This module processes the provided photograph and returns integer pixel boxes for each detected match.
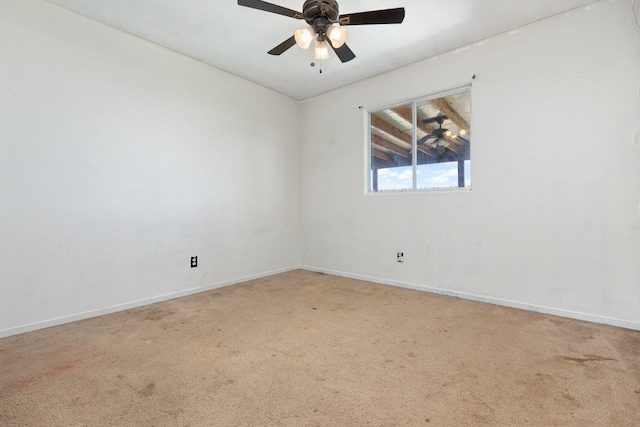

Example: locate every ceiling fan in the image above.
[417,115,460,155]
[237,0,405,63]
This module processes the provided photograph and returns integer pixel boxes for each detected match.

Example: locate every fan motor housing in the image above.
[302,0,339,24]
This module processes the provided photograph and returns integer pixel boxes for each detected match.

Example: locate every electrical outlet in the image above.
[191,256,197,268]
[397,252,404,263]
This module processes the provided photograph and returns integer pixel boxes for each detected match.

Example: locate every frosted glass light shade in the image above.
[326,25,347,48]
[313,39,330,60]
[294,27,315,49]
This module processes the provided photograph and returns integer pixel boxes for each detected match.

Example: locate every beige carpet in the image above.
[1,270,639,426]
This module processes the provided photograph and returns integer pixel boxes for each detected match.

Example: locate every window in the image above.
[368,88,471,193]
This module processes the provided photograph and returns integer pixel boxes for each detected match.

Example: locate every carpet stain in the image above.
[139,383,155,397]
[407,352,417,358]
[559,354,615,364]
[167,409,184,419]
[10,378,36,390]
[562,392,576,401]
[144,308,174,321]
[51,364,75,374]
[10,365,75,389]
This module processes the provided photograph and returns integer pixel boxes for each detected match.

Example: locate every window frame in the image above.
[366,85,473,195]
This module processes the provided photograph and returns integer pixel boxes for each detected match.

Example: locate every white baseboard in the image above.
[301,266,640,332]
[0,266,299,339]
[4,265,638,338]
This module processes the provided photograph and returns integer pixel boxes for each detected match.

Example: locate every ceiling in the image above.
[45,0,598,100]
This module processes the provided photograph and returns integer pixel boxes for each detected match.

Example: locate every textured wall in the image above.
[300,0,640,328]
[0,0,301,336]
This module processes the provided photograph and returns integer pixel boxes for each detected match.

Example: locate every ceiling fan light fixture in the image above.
[295,26,315,49]
[326,24,348,48]
[313,39,330,60]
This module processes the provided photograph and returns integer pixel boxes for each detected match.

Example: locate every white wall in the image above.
[0,0,301,336]
[300,0,640,328]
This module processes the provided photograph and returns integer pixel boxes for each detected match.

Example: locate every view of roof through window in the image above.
[369,89,471,192]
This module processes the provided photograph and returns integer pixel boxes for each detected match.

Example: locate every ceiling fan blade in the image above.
[328,40,356,63]
[417,135,436,145]
[268,35,297,55]
[339,8,405,26]
[238,0,303,20]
